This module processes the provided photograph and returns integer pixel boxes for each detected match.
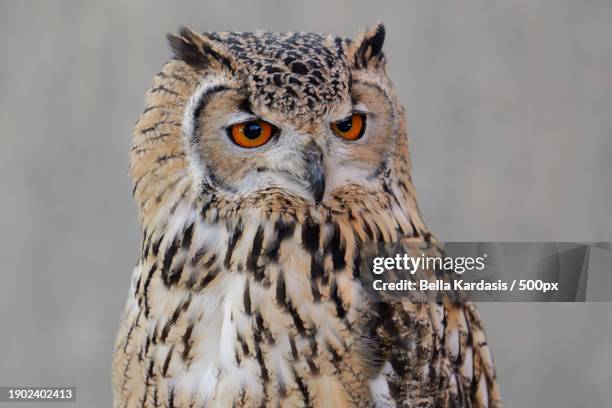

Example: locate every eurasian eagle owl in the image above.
[113,23,501,408]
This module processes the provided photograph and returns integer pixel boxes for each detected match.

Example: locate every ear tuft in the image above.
[350,22,386,69]
[166,26,233,72]
[167,27,207,69]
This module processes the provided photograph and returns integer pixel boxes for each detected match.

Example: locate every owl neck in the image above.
[138,176,432,293]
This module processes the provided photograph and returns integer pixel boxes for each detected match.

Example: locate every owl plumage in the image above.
[112,24,502,407]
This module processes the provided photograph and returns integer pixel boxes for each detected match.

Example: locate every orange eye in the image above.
[228,120,274,148]
[331,113,366,140]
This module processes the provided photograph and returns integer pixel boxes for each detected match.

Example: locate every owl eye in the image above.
[228,120,275,148]
[331,113,366,141]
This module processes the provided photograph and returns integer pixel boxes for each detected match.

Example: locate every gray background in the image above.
[0,1,610,407]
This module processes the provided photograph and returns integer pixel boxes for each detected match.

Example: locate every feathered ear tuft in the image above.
[166,26,234,72]
[349,22,386,69]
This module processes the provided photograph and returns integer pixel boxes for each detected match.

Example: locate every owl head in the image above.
[131,23,415,231]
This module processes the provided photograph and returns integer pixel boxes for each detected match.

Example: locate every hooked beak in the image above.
[303,141,326,204]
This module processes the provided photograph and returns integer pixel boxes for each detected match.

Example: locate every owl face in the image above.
[167,24,403,207]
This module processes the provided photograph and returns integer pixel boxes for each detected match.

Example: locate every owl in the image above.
[112,23,502,408]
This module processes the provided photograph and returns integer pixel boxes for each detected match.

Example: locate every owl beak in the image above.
[303,142,326,204]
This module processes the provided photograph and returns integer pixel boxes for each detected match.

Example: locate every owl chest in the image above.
[144,234,367,407]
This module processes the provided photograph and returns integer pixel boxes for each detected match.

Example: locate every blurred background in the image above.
[0,1,610,406]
